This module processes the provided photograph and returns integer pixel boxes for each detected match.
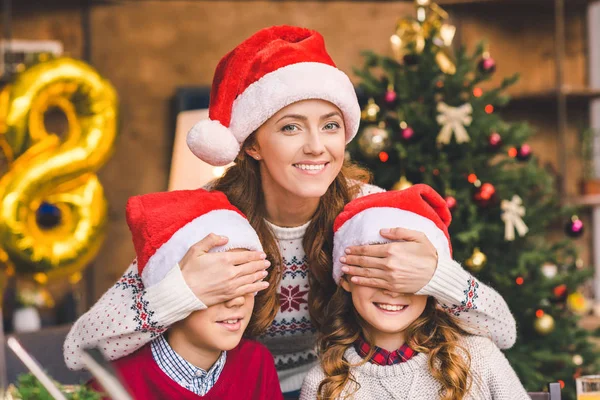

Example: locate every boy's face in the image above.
[170,249,256,353]
[176,292,255,352]
[341,278,427,348]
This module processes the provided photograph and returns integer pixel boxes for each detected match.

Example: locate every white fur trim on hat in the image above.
[141,209,263,287]
[230,62,360,144]
[332,207,451,284]
[187,119,241,166]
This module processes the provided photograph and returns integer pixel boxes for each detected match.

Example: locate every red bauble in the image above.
[473,183,497,207]
[445,196,457,211]
[488,132,502,151]
[517,144,532,161]
[478,57,496,73]
[401,126,415,141]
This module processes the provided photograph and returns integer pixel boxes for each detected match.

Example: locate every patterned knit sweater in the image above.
[63,183,517,393]
[300,336,530,400]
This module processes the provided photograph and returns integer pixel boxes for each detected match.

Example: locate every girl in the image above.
[301,185,529,400]
[64,26,517,399]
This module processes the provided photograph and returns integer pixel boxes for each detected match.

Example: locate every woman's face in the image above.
[246,99,346,200]
[341,279,428,349]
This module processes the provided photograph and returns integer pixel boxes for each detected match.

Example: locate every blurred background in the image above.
[0,0,599,398]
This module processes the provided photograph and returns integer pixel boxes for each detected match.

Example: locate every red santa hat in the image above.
[126,189,263,288]
[332,184,452,284]
[187,25,360,166]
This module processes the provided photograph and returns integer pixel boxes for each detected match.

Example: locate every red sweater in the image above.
[90,339,283,400]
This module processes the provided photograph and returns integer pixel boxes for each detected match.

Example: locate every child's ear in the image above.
[340,277,351,292]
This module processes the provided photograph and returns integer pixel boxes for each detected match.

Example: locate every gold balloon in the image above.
[534,314,555,335]
[358,124,391,158]
[392,176,413,191]
[465,247,487,272]
[361,98,380,122]
[0,57,118,280]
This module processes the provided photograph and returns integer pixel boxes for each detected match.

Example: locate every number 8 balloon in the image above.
[0,57,118,281]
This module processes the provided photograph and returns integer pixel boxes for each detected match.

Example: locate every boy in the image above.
[90,189,282,400]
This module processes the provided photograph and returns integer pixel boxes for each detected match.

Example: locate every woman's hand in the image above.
[179,233,270,307]
[340,227,438,293]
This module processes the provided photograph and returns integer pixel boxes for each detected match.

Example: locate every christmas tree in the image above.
[348,1,600,398]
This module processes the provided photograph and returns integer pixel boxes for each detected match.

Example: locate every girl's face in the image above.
[245,99,346,200]
[341,279,428,350]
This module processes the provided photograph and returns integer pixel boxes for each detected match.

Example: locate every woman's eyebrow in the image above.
[276,114,308,123]
[321,111,343,120]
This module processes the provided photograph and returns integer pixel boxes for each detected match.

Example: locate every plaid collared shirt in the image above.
[150,334,227,396]
[354,336,417,366]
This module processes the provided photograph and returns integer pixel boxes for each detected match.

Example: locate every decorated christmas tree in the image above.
[348,1,600,397]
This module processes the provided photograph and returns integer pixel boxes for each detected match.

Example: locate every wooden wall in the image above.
[4,1,592,303]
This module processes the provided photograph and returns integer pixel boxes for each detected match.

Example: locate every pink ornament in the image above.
[401,127,415,141]
[385,90,397,103]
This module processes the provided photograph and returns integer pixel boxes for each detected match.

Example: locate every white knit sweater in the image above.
[300,336,530,400]
[63,182,517,393]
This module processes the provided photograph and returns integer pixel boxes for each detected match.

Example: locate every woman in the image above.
[64,26,516,399]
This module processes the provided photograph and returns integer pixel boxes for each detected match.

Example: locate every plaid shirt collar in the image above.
[354,335,417,366]
[151,334,227,396]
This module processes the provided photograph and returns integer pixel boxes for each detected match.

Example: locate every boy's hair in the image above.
[316,286,472,400]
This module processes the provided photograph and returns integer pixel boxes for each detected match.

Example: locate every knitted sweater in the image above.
[64,182,517,393]
[89,338,282,400]
[299,336,530,400]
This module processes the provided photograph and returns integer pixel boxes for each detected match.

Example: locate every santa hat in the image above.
[332,184,452,284]
[187,25,360,166]
[126,189,263,288]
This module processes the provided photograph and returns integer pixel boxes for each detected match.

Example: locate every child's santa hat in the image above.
[332,184,452,284]
[126,189,263,288]
[187,25,360,166]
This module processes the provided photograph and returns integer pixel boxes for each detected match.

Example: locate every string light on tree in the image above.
[572,355,584,366]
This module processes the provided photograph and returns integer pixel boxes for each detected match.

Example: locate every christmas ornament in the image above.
[465,248,487,272]
[516,144,532,161]
[35,202,62,230]
[436,102,473,145]
[565,215,584,238]
[473,183,497,207]
[553,284,568,302]
[478,55,496,74]
[358,124,391,158]
[541,262,558,279]
[385,86,397,103]
[401,126,415,141]
[361,98,380,122]
[572,354,584,366]
[501,195,528,241]
[567,292,589,315]
[392,176,413,191]
[488,132,502,151]
[445,195,457,211]
[534,314,555,335]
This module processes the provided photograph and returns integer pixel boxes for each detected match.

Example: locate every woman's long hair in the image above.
[213,133,371,336]
[316,289,473,400]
